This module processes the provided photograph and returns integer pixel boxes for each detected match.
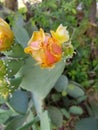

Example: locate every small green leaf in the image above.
[69,106,83,115]
[61,108,70,119]
[48,106,63,127]
[8,90,29,114]
[5,114,29,130]
[40,111,51,130]
[55,75,68,92]
[77,95,87,103]
[67,82,85,98]
[76,118,98,130]
[88,95,98,118]
[3,44,26,58]
[0,109,13,124]
[17,112,39,130]
[51,94,61,102]
[0,96,6,104]
[13,26,29,48]
[4,59,24,77]
[14,14,25,27]
[62,91,67,96]
[9,77,23,89]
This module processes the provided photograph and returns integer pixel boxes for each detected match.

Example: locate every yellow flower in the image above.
[24,28,62,68]
[0,18,14,51]
[0,79,9,98]
[51,24,69,44]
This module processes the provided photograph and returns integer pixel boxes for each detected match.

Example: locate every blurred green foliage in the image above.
[0,0,98,129]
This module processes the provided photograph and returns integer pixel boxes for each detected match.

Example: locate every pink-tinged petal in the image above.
[40,49,56,68]
[48,38,62,55]
[30,41,41,50]
[51,43,62,55]
[45,50,56,65]
[31,50,43,63]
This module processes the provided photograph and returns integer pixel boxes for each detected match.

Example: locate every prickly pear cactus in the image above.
[0,16,75,130]
[0,43,25,98]
[0,17,74,121]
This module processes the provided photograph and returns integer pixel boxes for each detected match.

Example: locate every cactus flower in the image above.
[51,24,69,44]
[0,18,14,51]
[24,28,62,68]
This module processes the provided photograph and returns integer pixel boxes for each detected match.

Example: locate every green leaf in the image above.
[69,106,83,115]
[3,44,26,58]
[0,109,13,124]
[5,114,29,130]
[88,93,98,118]
[77,95,87,103]
[4,59,24,77]
[48,106,63,127]
[73,19,89,41]
[17,111,39,130]
[13,26,29,48]
[0,96,6,104]
[40,111,51,130]
[61,108,70,119]
[18,118,38,130]
[67,81,85,98]
[51,94,61,102]
[85,104,94,117]
[8,90,29,114]
[18,121,33,130]
[9,77,23,89]
[14,14,25,27]
[76,118,98,130]
[21,57,65,98]
[54,75,68,92]
[24,20,38,36]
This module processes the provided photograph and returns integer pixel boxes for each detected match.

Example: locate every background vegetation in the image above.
[0,0,98,130]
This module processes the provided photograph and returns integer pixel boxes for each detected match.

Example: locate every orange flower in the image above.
[0,18,14,51]
[51,24,69,44]
[24,28,62,68]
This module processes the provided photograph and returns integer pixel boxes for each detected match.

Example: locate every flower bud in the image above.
[0,18,14,51]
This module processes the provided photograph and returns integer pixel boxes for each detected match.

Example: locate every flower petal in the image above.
[24,26,65,68]
[51,24,69,44]
[0,18,14,51]
[30,41,41,50]
[28,28,45,45]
